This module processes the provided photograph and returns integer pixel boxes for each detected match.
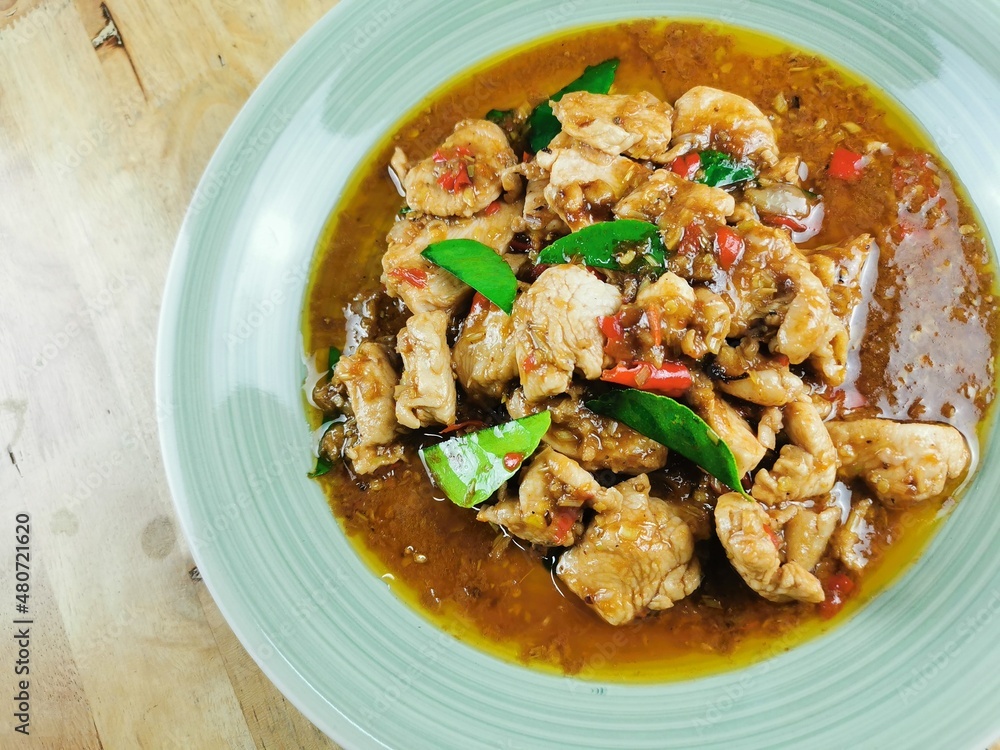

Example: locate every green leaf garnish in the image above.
[536,219,667,273]
[328,346,341,374]
[485,108,514,125]
[421,239,518,314]
[309,421,338,478]
[419,412,552,508]
[695,150,757,188]
[526,58,620,153]
[586,390,747,494]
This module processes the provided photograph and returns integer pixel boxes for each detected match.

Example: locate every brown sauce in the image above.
[303,20,999,680]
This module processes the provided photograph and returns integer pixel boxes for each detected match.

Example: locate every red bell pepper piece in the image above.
[599,314,623,344]
[829,147,864,181]
[714,226,745,271]
[484,200,502,216]
[388,267,428,288]
[599,361,692,397]
[819,573,856,619]
[670,152,701,179]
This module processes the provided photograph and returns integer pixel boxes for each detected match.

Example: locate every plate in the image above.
[157,0,1000,747]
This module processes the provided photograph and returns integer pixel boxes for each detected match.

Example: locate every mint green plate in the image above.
[157,1,1000,747]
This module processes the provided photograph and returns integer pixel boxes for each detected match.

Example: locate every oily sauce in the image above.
[303,21,999,680]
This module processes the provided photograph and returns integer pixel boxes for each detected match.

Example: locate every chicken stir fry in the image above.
[313,75,983,629]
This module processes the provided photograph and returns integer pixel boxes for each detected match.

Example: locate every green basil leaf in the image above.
[526,58,620,153]
[421,239,518,315]
[485,108,514,125]
[328,346,341,374]
[419,412,552,508]
[536,219,666,272]
[586,390,748,494]
[309,421,338,478]
[695,150,757,188]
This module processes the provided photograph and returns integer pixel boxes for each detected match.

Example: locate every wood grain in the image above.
[0,0,339,747]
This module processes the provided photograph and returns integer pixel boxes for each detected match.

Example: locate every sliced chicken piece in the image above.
[476,448,599,547]
[614,169,735,231]
[556,475,701,625]
[670,86,779,167]
[687,373,766,478]
[717,365,807,406]
[382,201,523,313]
[757,406,783,451]
[714,492,825,603]
[396,119,517,217]
[535,132,651,230]
[723,221,848,385]
[753,400,838,504]
[333,343,405,474]
[808,234,876,327]
[523,177,569,234]
[511,265,622,401]
[394,311,457,429]
[634,271,731,359]
[452,297,518,406]
[552,91,675,163]
[758,154,807,187]
[507,387,668,475]
[826,420,971,507]
[784,505,841,572]
[832,498,877,573]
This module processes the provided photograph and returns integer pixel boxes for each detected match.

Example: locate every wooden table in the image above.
[0,0,342,746]
[1,1,998,748]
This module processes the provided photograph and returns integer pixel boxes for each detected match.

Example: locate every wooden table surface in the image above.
[1,1,998,748]
[0,0,343,747]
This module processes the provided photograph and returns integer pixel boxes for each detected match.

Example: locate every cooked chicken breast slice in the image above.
[634,271,732,359]
[333,343,405,475]
[382,201,523,313]
[535,133,651,231]
[725,221,848,385]
[552,91,675,162]
[512,265,622,401]
[826,420,971,507]
[687,374,767,478]
[717,365,807,406]
[507,387,668,475]
[752,400,838,504]
[832,498,877,573]
[784,505,840,572]
[614,169,735,230]
[476,448,601,547]
[714,493,825,603]
[557,475,701,625]
[396,119,517,218]
[670,86,779,167]
[452,298,518,406]
[394,311,457,429]
[808,234,876,326]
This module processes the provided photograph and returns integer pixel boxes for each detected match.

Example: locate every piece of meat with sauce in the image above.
[714,492,825,603]
[394,119,517,217]
[670,86,779,167]
[535,132,651,230]
[333,343,405,475]
[784,505,841,572]
[807,234,876,329]
[556,474,701,625]
[752,400,838,504]
[476,448,598,547]
[551,91,675,163]
[826,419,971,507]
[722,221,848,385]
[394,311,457,429]
[832,497,878,573]
[452,296,518,406]
[634,271,732,359]
[511,265,622,401]
[614,169,735,232]
[717,364,807,406]
[382,201,523,313]
[686,373,766,478]
[507,386,668,475]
